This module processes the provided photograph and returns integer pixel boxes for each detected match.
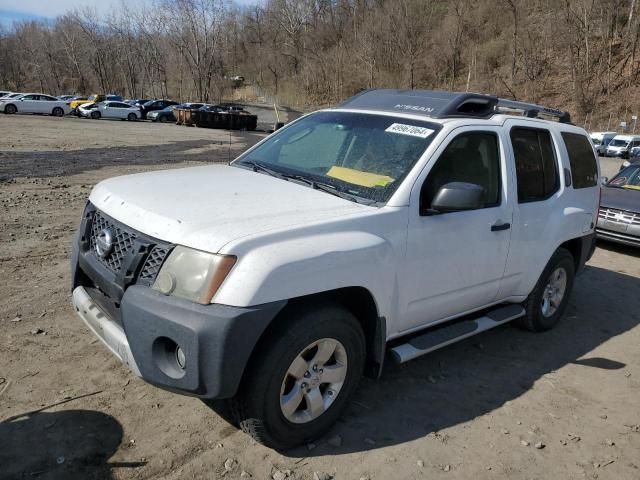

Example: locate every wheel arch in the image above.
[240,286,385,396]
[558,232,595,274]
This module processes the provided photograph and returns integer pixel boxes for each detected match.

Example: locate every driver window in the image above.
[421,132,501,212]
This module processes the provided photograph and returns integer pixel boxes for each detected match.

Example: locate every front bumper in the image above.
[596,228,640,247]
[71,205,287,399]
[72,284,286,398]
[605,150,627,158]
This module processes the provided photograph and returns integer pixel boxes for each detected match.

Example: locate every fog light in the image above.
[176,346,186,370]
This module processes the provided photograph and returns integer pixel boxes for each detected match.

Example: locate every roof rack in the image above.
[338,89,571,123]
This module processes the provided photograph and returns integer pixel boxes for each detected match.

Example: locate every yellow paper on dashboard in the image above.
[326,166,394,188]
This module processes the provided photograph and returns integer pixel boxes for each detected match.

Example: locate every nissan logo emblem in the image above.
[95,228,114,258]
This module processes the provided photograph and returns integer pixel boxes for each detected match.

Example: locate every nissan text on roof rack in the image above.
[71,89,600,449]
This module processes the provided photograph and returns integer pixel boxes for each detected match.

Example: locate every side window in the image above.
[421,132,501,212]
[561,132,598,188]
[22,95,35,100]
[510,127,559,202]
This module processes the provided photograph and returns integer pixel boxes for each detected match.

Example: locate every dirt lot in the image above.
[1,115,639,480]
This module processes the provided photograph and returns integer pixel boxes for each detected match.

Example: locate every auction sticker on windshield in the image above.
[385,123,434,139]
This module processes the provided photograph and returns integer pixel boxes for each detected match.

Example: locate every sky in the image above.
[0,0,261,26]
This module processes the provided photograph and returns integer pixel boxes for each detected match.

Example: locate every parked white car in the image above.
[71,90,600,449]
[80,101,141,121]
[0,93,70,116]
[590,131,616,155]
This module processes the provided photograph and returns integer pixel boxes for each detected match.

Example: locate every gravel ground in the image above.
[0,115,639,480]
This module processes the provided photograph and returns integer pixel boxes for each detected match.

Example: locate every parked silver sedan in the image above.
[597,164,640,247]
[81,101,141,121]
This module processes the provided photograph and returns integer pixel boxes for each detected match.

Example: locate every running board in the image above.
[390,304,525,364]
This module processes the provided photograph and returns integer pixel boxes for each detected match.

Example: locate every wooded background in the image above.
[1,0,640,129]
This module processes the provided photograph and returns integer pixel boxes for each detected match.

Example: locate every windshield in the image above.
[234,111,440,204]
[609,139,629,147]
[608,165,640,190]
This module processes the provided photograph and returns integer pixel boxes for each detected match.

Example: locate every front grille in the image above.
[89,211,137,271]
[598,207,640,226]
[139,246,171,283]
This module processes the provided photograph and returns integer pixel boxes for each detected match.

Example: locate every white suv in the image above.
[71,90,600,449]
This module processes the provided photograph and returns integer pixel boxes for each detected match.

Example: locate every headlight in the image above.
[152,246,236,304]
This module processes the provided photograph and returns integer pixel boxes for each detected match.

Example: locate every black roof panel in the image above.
[338,89,571,123]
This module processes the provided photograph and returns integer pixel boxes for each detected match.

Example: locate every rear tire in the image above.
[516,248,575,332]
[90,111,101,120]
[5,104,16,114]
[230,304,365,450]
[127,113,137,121]
[52,107,64,117]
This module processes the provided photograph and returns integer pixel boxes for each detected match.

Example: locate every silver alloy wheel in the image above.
[541,267,567,317]
[279,338,348,424]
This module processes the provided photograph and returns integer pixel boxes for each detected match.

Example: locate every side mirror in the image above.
[601,176,609,185]
[425,182,484,215]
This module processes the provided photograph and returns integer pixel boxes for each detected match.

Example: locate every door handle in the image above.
[491,222,511,232]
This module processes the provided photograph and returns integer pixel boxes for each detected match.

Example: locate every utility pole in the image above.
[633,115,638,134]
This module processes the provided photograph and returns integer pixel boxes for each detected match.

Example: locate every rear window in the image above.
[561,132,598,188]
[510,127,559,202]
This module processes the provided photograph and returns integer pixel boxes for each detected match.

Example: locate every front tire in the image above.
[230,304,365,450]
[5,104,17,114]
[52,107,64,117]
[90,111,101,120]
[517,248,575,332]
[127,112,137,121]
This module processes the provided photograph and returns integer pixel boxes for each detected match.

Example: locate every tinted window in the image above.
[40,95,57,101]
[510,127,559,202]
[561,132,598,188]
[422,132,501,211]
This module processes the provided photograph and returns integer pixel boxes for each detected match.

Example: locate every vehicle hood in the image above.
[89,165,369,253]
[600,186,640,212]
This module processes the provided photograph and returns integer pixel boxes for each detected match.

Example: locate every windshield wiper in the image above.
[280,174,376,205]
[243,160,285,180]
[242,161,375,205]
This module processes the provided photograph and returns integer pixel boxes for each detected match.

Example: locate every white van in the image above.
[605,134,640,158]
[590,131,616,155]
